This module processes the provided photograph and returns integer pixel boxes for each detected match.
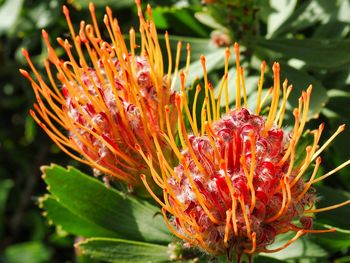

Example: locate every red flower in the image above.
[21,2,178,186]
[139,44,350,261]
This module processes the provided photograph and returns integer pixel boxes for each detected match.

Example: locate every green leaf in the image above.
[214,68,259,110]
[281,64,328,119]
[254,38,350,69]
[313,20,350,39]
[78,238,169,263]
[152,7,169,29]
[4,241,52,263]
[321,89,350,165]
[337,0,350,23]
[39,194,120,238]
[267,0,297,37]
[158,35,214,65]
[42,164,172,244]
[270,0,337,37]
[305,186,350,251]
[311,223,350,252]
[0,0,24,34]
[314,185,350,230]
[184,47,226,86]
[262,232,328,261]
[325,89,350,117]
[194,12,227,31]
[155,7,209,38]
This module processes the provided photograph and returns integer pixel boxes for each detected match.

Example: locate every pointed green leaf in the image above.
[78,238,169,263]
[39,194,119,238]
[254,38,350,69]
[42,164,171,244]
[270,0,336,37]
[280,64,328,119]
[194,12,227,31]
[156,7,209,38]
[267,0,297,36]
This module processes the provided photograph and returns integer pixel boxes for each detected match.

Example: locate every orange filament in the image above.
[171,41,182,90]
[264,63,280,133]
[296,157,322,202]
[224,210,232,248]
[265,179,287,223]
[140,174,166,207]
[240,67,248,108]
[312,158,350,184]
[238,195,251,239]
[224,47,231,113]
[234,43,241,109]
[248,133,256,212]
[256,61,266,114]
[305,200,350,214]
[312,124,346,161]
[244,232,257,254]
[263,230,305,253]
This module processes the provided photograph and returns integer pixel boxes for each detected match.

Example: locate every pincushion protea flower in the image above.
[138,44,350,261]
[20,1,183,185]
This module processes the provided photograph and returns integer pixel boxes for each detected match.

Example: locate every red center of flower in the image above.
[168,108,315,254]
[62,55,168,180]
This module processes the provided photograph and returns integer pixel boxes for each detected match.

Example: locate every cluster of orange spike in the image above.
[20,2,188,185]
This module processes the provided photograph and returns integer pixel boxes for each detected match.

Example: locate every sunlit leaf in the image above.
[254,38,350,69]
[0,0,24,34]
[262,232,328,261]
[270,0,338,37]
[42,164,172,244]
[183,47,226,86]
[78,238,169,263]
[267,0,297,36]
[39,195,120,238]
[195,12,227,31]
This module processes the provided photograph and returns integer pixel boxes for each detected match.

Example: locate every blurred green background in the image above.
[1,0,350,262]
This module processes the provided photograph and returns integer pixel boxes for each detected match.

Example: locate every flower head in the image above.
[138,44,350,261]
[21,2,181,185]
